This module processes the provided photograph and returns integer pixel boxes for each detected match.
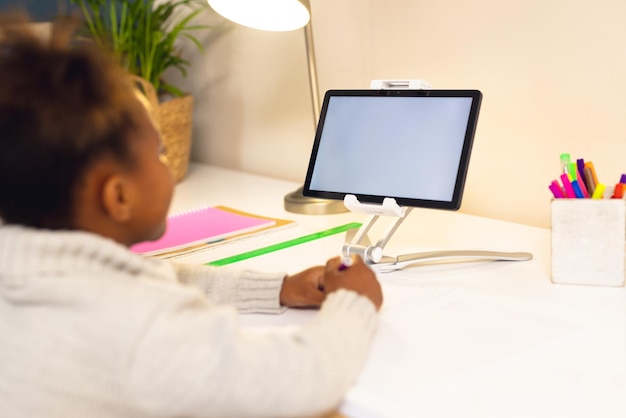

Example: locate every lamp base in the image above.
[284,186,348,215]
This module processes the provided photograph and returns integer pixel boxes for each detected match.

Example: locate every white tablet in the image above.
[303,89,482,210]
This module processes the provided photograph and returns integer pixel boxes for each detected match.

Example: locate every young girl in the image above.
[0,15,382,418]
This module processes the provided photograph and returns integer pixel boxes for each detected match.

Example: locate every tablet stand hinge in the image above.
[341,195,533,273]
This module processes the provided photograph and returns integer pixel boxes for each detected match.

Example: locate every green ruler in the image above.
[206,222,362,266]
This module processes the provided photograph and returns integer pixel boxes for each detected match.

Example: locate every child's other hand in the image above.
[323,255,383,310]
[279,266,326,308]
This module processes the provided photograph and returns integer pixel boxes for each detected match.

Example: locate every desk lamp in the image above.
[206,0,347,214]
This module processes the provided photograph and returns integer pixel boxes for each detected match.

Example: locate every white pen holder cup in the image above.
[551,199,626,286]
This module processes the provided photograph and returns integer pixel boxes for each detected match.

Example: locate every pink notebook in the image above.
[131,206,276,256]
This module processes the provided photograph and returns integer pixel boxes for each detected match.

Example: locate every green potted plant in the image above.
[69,0,210,181]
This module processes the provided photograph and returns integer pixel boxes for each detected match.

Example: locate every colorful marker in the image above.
[568,162,578,180]
[560,173,576,198]
[584,167,596,195]
[576,158,585,177]
[560,153,571,174]
[584,161,599,185]
[571,180,584,198]
[576,158,589,190]
[339,255,353,271]
[549,180,565,198]
[575,170,589,198]
[592,183,606,199]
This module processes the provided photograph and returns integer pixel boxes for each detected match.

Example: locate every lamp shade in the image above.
[207,0,310,32]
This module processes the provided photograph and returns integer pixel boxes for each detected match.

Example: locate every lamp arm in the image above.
[303,21,320,128]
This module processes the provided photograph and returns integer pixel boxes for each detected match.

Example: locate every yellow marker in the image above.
[591,183,606,199]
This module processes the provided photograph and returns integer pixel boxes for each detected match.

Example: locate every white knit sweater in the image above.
[0,226,378,418]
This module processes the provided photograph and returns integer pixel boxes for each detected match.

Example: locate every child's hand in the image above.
[279,266,326,308]
[323,255,383,310]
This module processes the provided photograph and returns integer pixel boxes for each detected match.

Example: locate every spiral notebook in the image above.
[130,206,290,257]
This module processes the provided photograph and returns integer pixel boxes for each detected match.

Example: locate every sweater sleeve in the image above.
[125,288,378,418]
[172,262,286,313]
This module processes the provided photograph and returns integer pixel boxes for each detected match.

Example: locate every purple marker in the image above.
[577,159,587,188]
[338,255,353,271]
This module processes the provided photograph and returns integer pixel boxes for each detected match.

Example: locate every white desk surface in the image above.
[173,163,626,418]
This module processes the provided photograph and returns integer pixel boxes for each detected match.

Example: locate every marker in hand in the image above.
[339,255,353,271]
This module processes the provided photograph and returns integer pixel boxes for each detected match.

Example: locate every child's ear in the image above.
[101,174,134,222]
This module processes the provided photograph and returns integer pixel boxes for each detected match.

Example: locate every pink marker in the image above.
[560,173,575,198]
[549,180,565,198]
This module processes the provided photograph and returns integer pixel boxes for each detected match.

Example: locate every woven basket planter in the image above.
[158,95,193,182]
[134,76,193,182]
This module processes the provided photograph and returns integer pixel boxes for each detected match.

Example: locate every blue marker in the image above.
[571,180,584,198]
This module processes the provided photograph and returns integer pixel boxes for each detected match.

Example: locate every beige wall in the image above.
[174,0,626,229]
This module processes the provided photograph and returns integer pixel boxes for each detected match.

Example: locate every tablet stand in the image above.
[341,195,533,273]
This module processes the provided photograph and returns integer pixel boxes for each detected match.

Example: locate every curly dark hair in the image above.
[0,13,145,229]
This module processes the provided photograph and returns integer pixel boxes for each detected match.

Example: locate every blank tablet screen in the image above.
[302,89,482,210]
